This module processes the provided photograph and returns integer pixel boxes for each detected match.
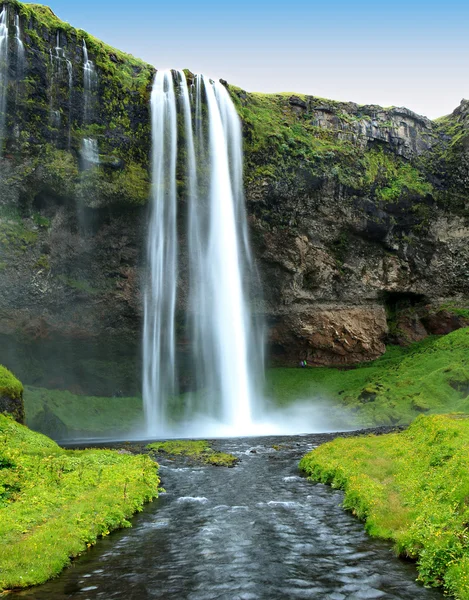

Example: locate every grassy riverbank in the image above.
[267,327,469,426]
[0,415,159,592]
[299,414,469,599]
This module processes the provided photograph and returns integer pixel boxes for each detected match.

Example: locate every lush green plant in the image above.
[299,414,469,598]
[0,366,23,400]
[0,414,159,591]
[146,440,238,467]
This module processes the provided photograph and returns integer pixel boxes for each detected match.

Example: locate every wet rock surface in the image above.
[0,391,24,423]
[13,430,443,600]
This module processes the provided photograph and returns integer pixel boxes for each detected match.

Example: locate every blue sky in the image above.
[35,0,469,118]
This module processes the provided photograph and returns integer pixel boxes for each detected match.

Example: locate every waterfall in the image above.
[82,40,98,159]
[81,138,99,169]
[143,70,178,434]
[83,40,97,124]
[49,31,73,141]
[14,14,24,77]
[0,6,9,154]
[143,70,263,436]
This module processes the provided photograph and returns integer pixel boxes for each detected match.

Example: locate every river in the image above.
[12,432,443,600]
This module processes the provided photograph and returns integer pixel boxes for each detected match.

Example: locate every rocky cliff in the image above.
[0,0,468,394]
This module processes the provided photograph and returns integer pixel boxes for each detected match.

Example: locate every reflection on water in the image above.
[12,433,443,600]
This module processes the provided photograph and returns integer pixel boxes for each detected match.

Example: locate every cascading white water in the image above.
[0,6,9,154]
[82,40,98,158]
[143,70,264,436]
[49,31,73,139]
[81,137,99,168]
[14,14,24,76]
[82,40,97,124]
[142,71,178,435]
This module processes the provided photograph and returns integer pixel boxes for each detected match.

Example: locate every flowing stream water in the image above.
[12,433,443,600]
[143,71,263,438]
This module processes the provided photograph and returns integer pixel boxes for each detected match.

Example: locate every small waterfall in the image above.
[0,5,9,154]
[82,40,97,124]
[14,14,24,77]
[81,137,99,169]
[143,70,264,436]
[49,31,73,139]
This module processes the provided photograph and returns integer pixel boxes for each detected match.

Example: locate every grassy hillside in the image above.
[267,328,469,426]
[0,415,159,591]
[300,414,469,599]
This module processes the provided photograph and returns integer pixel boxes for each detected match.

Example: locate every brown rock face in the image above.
[269,306,388,366]
[422,310,469,336]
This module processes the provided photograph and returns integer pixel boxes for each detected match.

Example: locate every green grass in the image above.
[146,440,238,467]
[0,366,23,400]
[266,328,469,426]
[24,386,144,438]
[299,414,469,599]
[0,415,159,591]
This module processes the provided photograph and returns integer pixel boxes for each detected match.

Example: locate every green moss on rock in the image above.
[0,365,24,423]
[146,440,239,467]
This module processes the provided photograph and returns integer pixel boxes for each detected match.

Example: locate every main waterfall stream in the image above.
[12,433,443,600]
[143,70,263,438]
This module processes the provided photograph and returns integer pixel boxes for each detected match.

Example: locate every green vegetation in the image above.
[24,386,144,438]
[439,301,469,320]
[0,414,159,591]
[267,328,469,426]
[362,147,433,202]
[230,88,433,214]
[146,440,238,467]
[0,205,38,252]
[0,365,23,401]
[4,0,153,210]
[299,414,469,598]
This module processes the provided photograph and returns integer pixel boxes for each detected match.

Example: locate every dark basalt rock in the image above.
[0,393,25,424]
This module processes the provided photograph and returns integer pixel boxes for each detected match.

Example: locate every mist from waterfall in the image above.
[143,70,264,437]
[0,6,9,154]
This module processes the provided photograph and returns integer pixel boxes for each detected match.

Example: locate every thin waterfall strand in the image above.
[143,71,178,436]
[83,40,97,124]
[0,6,9,154]
[14,14,24,77]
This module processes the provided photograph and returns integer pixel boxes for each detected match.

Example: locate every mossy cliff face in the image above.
[232,90,469,365]
[0,1,468,394]
[0,0,153,393]
[0,365,24,422]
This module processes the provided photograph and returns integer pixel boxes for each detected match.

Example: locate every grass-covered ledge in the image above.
[0,415,159,592]
[299,414,469,599]
[0,365,24,423]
